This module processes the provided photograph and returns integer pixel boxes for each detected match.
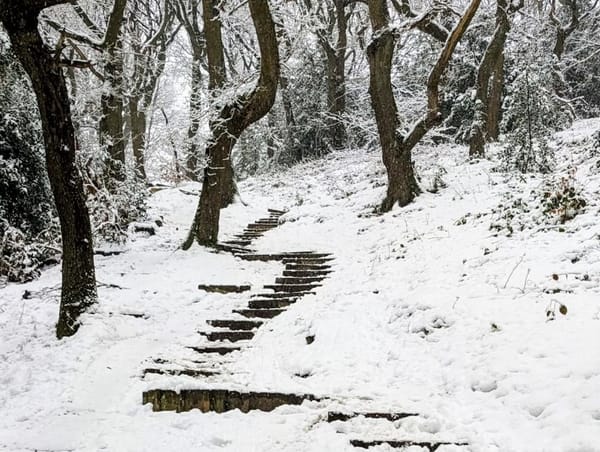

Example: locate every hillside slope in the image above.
[1,120,600,451]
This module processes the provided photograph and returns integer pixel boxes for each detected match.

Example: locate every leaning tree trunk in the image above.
[366,0,419,210]
[1,3,97,338]
[469,0,510,157]
[368,0,481,211]
[183,0,280,248]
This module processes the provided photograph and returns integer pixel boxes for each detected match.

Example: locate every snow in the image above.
[2,120,600,451]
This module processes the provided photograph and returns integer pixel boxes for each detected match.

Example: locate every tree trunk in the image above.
[368,0,481,210]
[366,0,418,210]
[100,45,126,182]
[1,3,97,338]
[321,0,347,150]
[469,0,510,157]
[129,95,147,179]
[279,74,299,162]
[185,48,204,181]
[486,52,504,140]
[100,0,128,184]
[183,0,280,249]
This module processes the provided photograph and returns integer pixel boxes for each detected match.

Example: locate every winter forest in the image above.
[1,0,600,450]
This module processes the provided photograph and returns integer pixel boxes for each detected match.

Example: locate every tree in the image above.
[172,0,206,181]
[0,0,97,338]
[182,0,280,248]
[367,0,481,211]
[469,0,522,157]
[127,0,178,180]
[304,0,350,149]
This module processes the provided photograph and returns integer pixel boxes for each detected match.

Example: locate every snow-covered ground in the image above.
[1,120,600,451]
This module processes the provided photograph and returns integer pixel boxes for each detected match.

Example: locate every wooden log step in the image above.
[281,258,335,265]
[280,252,332,258]
[198,284,251,293]
[188,346,241,355]
[239,254,331,262]
[236,232,264,237]
[243,229,273,234]
[251,291,314,299]
[144,368,219,378]
[349,440,468,450]
[254,218,280,224]
[222,240,252,247]
[213,244,251,254]
[285,264,332,272]
[142,389,317,413]
[248,298,295,309]
[207,319,263,330]
[275,276,326,285]
[263,284,321,293]
[282,270,332,277]
[268,208,287,215]
[238,254,285,261]
[327,411,418,422]
[246,224,277,230]
[233,308,286,319]
[200,330,255,342]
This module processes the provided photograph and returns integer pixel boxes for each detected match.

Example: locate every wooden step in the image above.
[222,240,252,247]
[281,258,334,265]
[142,389,316,413]
[254,219,279,224]
[144,368,219,378]
[349,440,468,450]
[198,284,251,294]
[268,208,287,215]
[251,291,314,299]
[248,298,295,309]
[200,331,255,342]
[233,308,286,319]
[245,225,277,230]
[275,276,326,285]
[282,270,332,277]
[238,253,332,262]
[207,319,263,330]
[285,263,332,271]
[263,284,321,293]
[327,411,418,422]
[188,346,241,355]
[214,243,252,254]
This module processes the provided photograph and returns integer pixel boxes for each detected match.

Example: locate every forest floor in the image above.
[1,120,600,451]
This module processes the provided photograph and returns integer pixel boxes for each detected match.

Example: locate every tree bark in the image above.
[317,0,348,150]
[1,2,97,338]
[129,95,147,179]
[183,0,280,248]
[366,0,418,209]
[185,48,204,180]
[99,0,128,184]
[368,0,481,211]
[486,52,504,140]
[469,0,510,158]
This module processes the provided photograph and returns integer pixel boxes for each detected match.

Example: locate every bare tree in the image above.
[172,0,206,181]
[182,0,280,248]
[469,0,522,157]
[0,0,97,338]
[128,0,178,180]
[367,0,481,211]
